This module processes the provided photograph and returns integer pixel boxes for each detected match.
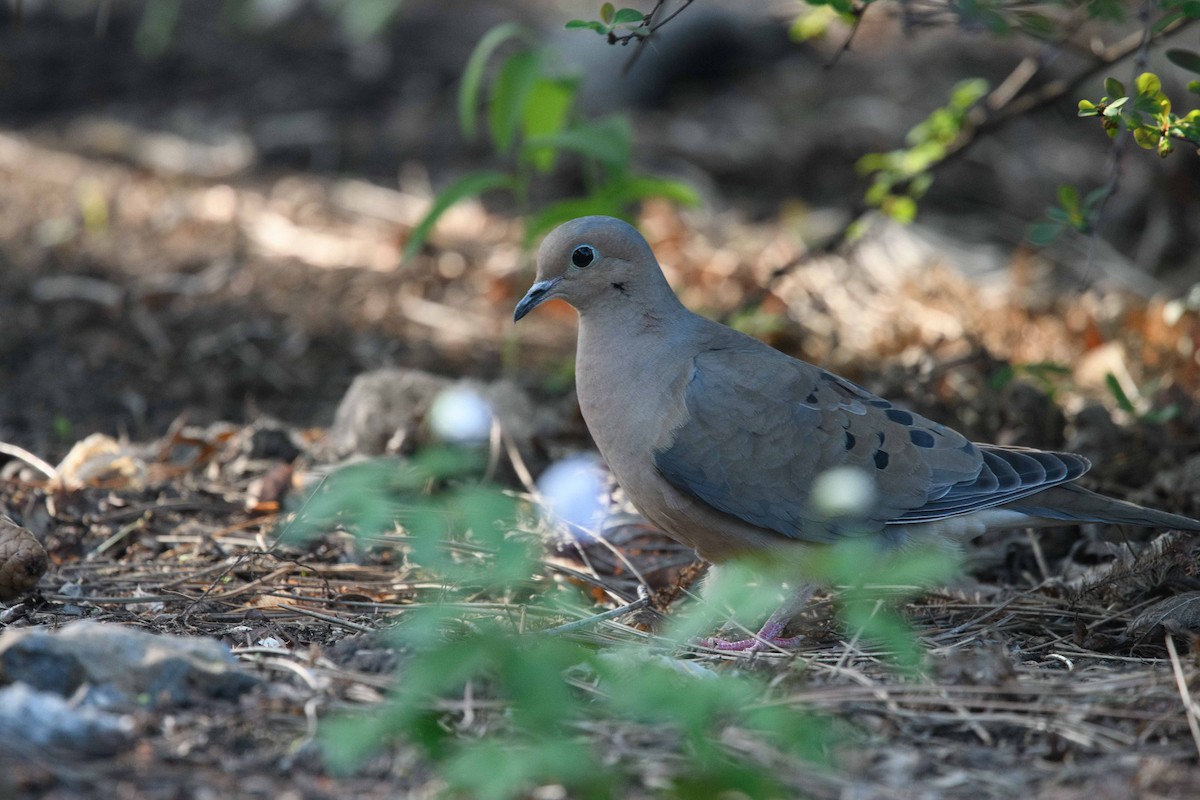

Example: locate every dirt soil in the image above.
[4,3,1200,798]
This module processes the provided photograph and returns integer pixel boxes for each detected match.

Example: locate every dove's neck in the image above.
[575,279,692,370]
[574,283,700,459]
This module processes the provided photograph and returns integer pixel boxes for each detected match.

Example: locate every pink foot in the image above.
[700,617,804,652]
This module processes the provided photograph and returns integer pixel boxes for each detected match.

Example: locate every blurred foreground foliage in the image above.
[284,442,959,798]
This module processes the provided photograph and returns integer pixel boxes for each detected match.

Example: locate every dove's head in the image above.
[513,216,667,322]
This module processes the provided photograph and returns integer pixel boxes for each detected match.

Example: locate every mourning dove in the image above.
[514,216,1200,650]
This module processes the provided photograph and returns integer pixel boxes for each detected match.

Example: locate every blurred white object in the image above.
[428,387,493,445]
[537,455,606,538]
[810,465,877,521]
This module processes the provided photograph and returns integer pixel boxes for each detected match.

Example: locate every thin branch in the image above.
[620,0,696,76]
[825,2,870,70]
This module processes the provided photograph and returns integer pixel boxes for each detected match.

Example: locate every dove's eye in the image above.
[571,245,597,268]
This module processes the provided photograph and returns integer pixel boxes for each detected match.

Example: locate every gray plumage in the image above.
[514,216,1200,568]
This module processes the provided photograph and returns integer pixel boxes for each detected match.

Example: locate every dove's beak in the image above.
[513,277,563,322]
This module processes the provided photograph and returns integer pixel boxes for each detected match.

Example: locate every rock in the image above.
[323,366,552,459]
[0,620,257,708]
[0,683,134,758]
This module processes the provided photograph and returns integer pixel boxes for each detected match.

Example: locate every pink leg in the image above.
[701,584,815,653]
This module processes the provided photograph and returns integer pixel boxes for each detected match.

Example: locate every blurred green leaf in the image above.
[1167,48,1200,75]
[564,19,608,33]
[989,363,1016,390]
[444,739,607,800]
[885,195,918,223]
[1143,404,1181,424]
[459,22,526,140]
[600,2,615,24]
[1016,12,1055,37]
[608,174,701,206]
[1104,77,1126,98]
[525,117,631,170]
[135,0,181,60]
[1104,372,1136,413]
[612,8,646,24]
[1057,184,1079,213]
[1027,220,1063,246]
[490,49,542,153]
[522,76,578,172]
[1082,186,1110,209]
[404,170,514,261]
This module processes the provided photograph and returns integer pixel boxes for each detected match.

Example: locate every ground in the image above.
[3,2,1200,798]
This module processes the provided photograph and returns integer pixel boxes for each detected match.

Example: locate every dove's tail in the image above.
[1007,483,1200,531]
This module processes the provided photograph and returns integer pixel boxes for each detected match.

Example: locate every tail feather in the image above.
[1006,483,1200,531]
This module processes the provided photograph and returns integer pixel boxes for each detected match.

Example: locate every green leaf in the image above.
[524,117,632,170]
[1103,96,1127,116]
[1189,80,1200,94]
[600,2,615,23]
[949,78,989,110]
[1135,72,1162,98]
[1167,48,1200,75]
[989,364,1015,390]
[612,8,646,24]
[521,76,578,172]
[1133,126,1161,149]
[459,23,526,140]
[1057,184,1079,213]
[489,49,541,153]
[884,195,918,223]
[609,175,702,206]
[1104,372,1136,413]
[564,19,608,33]
[404,171,514,261]
[1104,77,1126,98]
[1027,220,1063,246]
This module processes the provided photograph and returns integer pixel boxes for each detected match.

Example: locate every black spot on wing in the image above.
[845,431,856,450]
[909,429,935,448]
[868,399,891,408]
[874,450,890,470]
[885,408,914,425]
